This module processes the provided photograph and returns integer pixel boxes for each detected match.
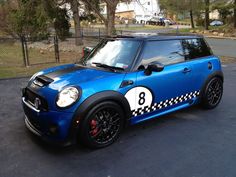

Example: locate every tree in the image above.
[0,0,19,36]
[54,7,71,40]
[105,0,119,35]
[8,0,51,38]
[159,0,202,29]
[68,0,83,45]
[82,0,130,36]
[189,0,195,28]
[204,0,210,30]
[212,1,232,24]
[6,0,70,39]
[234,0,236,28]
[56,0,83,45]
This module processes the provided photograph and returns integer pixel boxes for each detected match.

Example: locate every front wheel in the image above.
[201,77,223,109]
[79,101,125,148]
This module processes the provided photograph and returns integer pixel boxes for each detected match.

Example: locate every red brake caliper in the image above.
[90,119,98,136]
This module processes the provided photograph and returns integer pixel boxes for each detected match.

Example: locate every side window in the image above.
[140,40,185,67]
[182,38,212,60]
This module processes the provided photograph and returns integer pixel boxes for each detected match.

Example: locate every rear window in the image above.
[182,38,212,60]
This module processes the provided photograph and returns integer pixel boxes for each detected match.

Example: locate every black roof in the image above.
[114,33,203,40]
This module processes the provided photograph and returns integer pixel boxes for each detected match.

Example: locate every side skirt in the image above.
[130,98,199,125]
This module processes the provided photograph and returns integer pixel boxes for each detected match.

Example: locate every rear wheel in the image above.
[201,77,223,109]
[79,101,124,148]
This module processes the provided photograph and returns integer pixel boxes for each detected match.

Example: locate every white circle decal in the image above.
[125,87,153,111]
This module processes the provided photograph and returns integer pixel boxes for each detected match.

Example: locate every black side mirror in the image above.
[144,62,164,76]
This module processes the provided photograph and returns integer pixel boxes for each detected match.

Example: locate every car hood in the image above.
[27,64,127,112]
[31,64,123,90]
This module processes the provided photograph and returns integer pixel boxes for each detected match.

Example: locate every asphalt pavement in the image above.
[0,64,236,177]
[206,38,236,58]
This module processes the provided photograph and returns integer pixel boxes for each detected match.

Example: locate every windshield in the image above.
[84,39,141,71]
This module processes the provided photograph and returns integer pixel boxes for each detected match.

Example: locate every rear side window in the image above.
[182,38,212,60]
[140,40,185,66]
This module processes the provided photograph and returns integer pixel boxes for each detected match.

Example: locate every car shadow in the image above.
[26,105,203,155]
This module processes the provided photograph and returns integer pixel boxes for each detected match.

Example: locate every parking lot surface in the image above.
[0,64,236,177]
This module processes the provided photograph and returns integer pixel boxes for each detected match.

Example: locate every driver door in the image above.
[130,40,198,121]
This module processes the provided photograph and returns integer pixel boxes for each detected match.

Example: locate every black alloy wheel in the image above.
[201,77,223,109]
[79,101,124,148]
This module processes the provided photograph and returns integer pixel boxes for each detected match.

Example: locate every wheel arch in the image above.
[67,91,131,144]
[78,91,131,118]
[200,71,224,97]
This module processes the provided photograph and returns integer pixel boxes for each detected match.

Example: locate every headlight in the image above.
[56,87,80,108]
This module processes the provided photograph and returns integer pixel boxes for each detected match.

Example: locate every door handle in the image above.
[182,68,191,73]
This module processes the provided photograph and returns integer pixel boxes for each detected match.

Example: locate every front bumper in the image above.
[25,115,42,137]
[22,97,77,146]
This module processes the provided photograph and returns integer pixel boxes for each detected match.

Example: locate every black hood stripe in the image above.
[44,65,85,79]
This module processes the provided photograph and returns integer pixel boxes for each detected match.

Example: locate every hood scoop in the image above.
[33,75,54,87]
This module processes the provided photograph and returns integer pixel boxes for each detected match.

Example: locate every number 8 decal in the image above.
[125,87,153,111]
[138,92,146,105]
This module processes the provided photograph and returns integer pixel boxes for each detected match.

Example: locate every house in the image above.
[101,0,161,24]
[210,10,220,20]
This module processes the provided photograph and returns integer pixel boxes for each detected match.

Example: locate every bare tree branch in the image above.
[82,0,107,23]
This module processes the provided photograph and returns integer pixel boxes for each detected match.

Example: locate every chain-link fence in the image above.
[0,35,100,78]
[0,27,139,78]
[0,36,99,63]
[0,38,23,66]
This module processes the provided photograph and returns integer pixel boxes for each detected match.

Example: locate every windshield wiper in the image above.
[92,62,124,72]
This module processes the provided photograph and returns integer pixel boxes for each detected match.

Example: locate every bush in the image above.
[196,18,205,27]
[54,8,71,41]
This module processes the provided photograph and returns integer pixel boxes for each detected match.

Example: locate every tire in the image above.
[201,77,223,109]
[79,101,125,148]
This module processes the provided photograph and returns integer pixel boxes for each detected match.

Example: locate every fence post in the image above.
[20,36,29,67]
[54,35,60,63]
[20,36,27,67]
[98,28,100,41]
[24,37,30,66]
[81,27,83,38]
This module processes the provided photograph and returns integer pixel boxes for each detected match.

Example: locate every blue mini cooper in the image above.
[22,34,223,148]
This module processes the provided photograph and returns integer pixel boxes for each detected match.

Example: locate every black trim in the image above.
[130,40,145,72]
[34,75,54,86]
[44,65,85,79]
[67,91,131,144]
[24,87,48,111]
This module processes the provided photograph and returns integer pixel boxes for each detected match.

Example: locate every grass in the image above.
[220,56,236,64]
[0,31,8,37]
[178,25,232,33]
[0,41,82,79]
[116,25,165,31]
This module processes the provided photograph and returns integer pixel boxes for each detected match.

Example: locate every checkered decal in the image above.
[131,90,200,117]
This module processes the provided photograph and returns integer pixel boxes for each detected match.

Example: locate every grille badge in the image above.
[34,98,41,110]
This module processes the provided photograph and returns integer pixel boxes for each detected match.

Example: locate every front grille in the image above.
[24,88,48,111]
[27,112,41,130]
